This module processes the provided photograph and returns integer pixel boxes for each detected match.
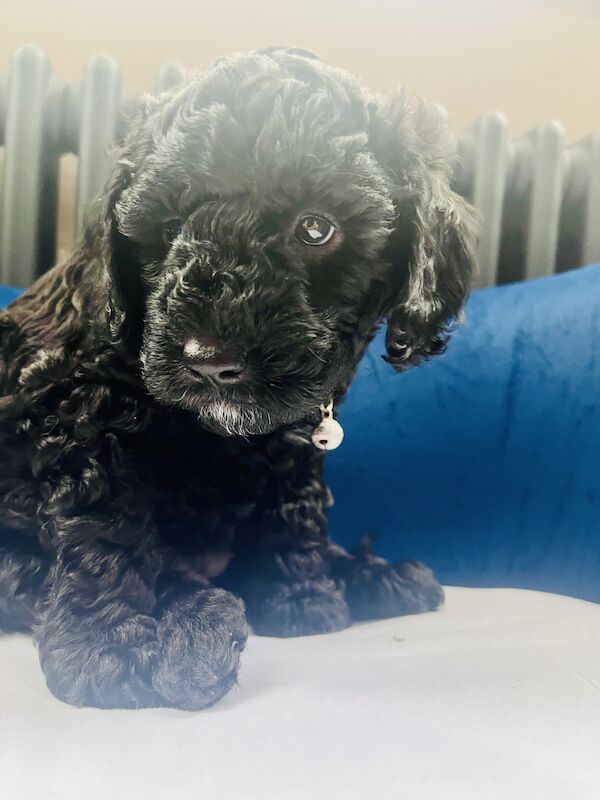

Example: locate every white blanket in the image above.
[2,587,600,800]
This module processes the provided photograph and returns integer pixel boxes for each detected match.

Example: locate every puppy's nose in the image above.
[183,336,247,385]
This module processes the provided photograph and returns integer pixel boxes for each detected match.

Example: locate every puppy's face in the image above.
[101,49,476,436]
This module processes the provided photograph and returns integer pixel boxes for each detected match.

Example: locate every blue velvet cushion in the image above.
[2,267,599,601]
[0,286,22,307]
[328,265,600,602]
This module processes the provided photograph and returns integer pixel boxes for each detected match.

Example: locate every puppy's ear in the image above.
[97,158,142,341]
[85,101,154,344]
[369,95,477,371]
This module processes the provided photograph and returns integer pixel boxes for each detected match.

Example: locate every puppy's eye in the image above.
[162,219,183,246]
[295,215,336,247]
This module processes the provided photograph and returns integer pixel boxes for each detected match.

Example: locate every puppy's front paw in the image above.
[152,588,248,709]
[37,613,161,709]
[37,589,247,710]
[245,576,350,637]
[337,551,444,622]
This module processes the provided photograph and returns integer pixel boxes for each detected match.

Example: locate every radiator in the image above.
[1,45,599,288]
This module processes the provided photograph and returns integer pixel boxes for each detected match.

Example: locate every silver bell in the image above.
[312,401,345,451]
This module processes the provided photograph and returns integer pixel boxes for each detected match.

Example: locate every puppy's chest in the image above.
[140,425,278,538]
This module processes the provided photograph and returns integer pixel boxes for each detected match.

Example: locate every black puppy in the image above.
[0,47,476,709]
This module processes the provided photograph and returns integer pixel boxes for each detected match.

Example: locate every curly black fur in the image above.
[0,47,476,709]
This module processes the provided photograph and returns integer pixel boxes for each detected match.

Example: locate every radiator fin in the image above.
[75,56,122,234]
[0,46,51,285]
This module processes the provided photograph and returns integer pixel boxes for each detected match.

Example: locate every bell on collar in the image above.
[311,400,344,451]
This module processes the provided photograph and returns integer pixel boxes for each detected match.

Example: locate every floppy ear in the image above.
[97,158,143,342]
[369,95,477,371]
[83,101,156,345]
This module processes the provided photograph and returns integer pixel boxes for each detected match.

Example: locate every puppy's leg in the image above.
[328,540,444,621]
[228,546,350,638]
[224,450,441,634]
[223,462,350,637]
[35,514,247,709]
[0,528,49,632]
[233,542,443,636]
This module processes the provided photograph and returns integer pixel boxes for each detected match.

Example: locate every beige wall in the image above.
[2,0,599,256]
[2,0,599,139]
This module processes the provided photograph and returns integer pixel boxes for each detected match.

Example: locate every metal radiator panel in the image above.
[0,48,598,288]
[525,121,566,280]
[76,55,122,234]
[457,111,508,288]
[0,46,51,285]
[582,133,600,268]
[154,62,186,94]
